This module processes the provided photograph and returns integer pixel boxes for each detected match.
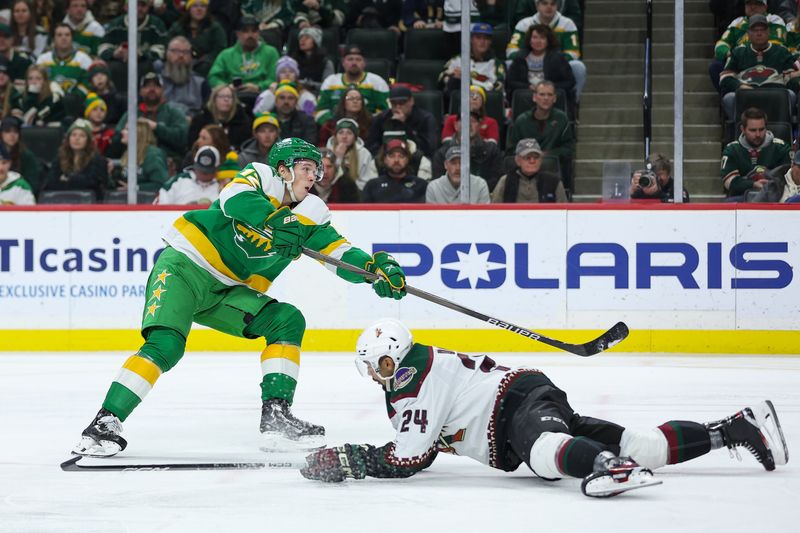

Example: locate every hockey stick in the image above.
[303,247,629,357]
[60,455,305,472]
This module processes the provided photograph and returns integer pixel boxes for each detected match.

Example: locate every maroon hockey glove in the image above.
[301,444,368,482]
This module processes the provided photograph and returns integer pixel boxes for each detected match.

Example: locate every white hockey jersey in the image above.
[0,171,36,205]
[156,169,221,205]
[383,344,542,470]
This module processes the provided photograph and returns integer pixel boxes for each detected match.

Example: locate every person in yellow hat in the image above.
[239,112,280,167]
[84,92,114,155]
[216,149,241,186]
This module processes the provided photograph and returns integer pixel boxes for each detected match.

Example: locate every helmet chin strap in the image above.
[284,164,299,203]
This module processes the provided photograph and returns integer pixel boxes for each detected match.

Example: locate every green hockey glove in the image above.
[265,207,305,260]
[365,251,406,300]
[301,444,368,482]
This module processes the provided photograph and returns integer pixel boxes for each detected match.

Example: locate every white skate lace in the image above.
[97,415,122,435]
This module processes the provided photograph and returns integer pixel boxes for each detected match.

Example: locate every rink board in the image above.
[0,205,799,353]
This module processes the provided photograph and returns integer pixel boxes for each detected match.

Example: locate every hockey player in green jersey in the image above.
[301,319,789,498]
[73,138,407,457]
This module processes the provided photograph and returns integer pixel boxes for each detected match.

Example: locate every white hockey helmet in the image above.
[355,319,413,380]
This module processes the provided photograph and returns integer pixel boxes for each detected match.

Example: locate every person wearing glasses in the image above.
[157,36,210,118]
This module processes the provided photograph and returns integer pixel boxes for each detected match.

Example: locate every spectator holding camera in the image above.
[629,154,690,203]
[721,107,790,198]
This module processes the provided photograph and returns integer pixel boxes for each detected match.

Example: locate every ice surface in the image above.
[0,352,797,533]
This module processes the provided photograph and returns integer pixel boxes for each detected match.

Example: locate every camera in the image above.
[638,169,657,188]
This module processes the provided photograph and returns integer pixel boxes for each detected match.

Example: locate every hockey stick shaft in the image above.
[303,247,629,356]
[60,455,305,471]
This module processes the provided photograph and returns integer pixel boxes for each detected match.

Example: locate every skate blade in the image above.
[756,400,789,466]
[71,436,122,458]
[259,432,326,453]
[583,471,663,498]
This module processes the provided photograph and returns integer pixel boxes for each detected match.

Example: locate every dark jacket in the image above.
[312,175,360,203]
[631,177,691,203]
[362,173,427,203]
[491,167,567,203]
[188,105,252,151]
[43,153,108,201]
[366,106,439,159]
[279,110,319,145]
[506,50,576,105]
[432,138,505,192]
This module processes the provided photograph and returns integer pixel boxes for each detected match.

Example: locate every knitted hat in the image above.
[185,0,209,8]
[274,80,299,98]
[298,27,322,48]
[252,112,280,132]
[67,118,93,138]
[88,60,110,80]
[217,151,241,180]
[84,92,107,118]
[335,117,359,135]
[276,56,300,78]
[469,85,487,104]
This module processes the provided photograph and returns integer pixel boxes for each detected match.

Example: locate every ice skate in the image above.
[706,400,788,471]
[72,408,128,458]
[581,454,662,498]
[259,398,325,452]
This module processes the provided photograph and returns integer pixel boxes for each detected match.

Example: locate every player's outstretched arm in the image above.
[365,251,406,300]
[301,443,436,482]
[218,166,280,229]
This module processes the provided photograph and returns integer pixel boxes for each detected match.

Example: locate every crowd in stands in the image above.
[0,0,698,207]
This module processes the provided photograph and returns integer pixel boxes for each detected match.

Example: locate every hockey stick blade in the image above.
[301,247,629,356]
[60,455,305,472]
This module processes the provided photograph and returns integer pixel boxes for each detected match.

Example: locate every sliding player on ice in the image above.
[73,139,407,457]
[301,319,789,497]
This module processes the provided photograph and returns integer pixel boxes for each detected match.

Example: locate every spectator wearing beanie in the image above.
[239,112,280,167]
[43,117,108,201]
[269,80,318,144]
[326,117,376,189]
[216,150,241,186]
[166,0,227,76]
[86,60,125,124]
[290,27,334,95]
[0,116,41,193]
[0,141,35,205]
[84,92,114,155]
[441,85,499,144]
[253,56,317,117]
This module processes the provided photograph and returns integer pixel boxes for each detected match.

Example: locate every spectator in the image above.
[492,138,566,203]
[10,0,48,58]
[157,36,210,117]
[513,0,583,29]
[288,0,338,29]
[216,150,241,186]
[189,84,252,150]
[269,81,318,144]
[0,141,35,204]
[166,0,227,76]
[0,57,23,118]
[32,0,60,34]
[311,147,360,202]
[35,22,91,97]
[42,117,107,200]
[629,153,690,203]
[208,15,280,94]
[0,116,41,193]
[253,56,317,117]
[507,81,574,183]
[86,60,125,124]
[318,85,372,146]
[710,0,786,92]
[316,45,390,124]
[508,0,586,101]
[62,0,105,56]
[433,111,504,191]
[362,138,427,202]
[290,27,334,95]
[242,0,292,45]
[366,85,438,159]
[16,64,64,126]
[719,14,799,121]
[426,144,490,204]
[0,21,33,83]
[115,119,169,192]
[506,23,576,114]
[113,72,189,160]
[441,85,499,144]
[440,22,505,94]
[326,117,376,189]
[442,0,479,37]
[402,0,444,30]
[721,107,790,198]
[84,92,114,155]
[157,145,222,205]
[239,112,280,166]
[345,0,403,33]
[367,130,433,181]
[752,149,800,202]
[99,0,167,69]
[182,123,231,169]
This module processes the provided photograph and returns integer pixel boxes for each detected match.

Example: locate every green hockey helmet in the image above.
[268,138,323,182]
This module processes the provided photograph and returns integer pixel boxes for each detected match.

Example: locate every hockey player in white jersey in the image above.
[301,319,789,498]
